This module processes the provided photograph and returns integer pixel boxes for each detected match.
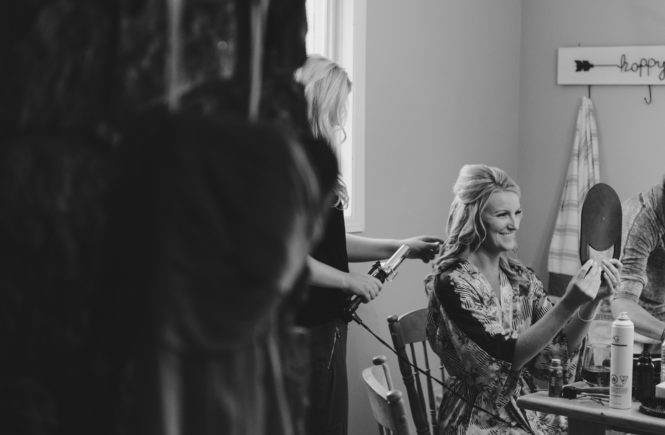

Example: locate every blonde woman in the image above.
[426,164,621,434]
[295,55,443,435]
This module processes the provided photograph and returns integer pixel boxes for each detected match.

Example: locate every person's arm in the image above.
[512,300,578,369]
[345,234,398,261]
[562,299,602,351]
[612,297,665,341]
[307,256,382,302]
[434,261,598,371]
[345,234,443,263]
[512,260,604,369]
[611,199,664,339]
[561,258,622,351]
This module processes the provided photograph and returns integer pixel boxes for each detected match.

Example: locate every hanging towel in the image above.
[547,96,600,296]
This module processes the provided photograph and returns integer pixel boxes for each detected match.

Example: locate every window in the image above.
[305,0,366,232]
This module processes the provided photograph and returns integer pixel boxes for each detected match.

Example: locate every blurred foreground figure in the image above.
[0,126,116,435]
[1,1,326,434]
[108,112,337,435]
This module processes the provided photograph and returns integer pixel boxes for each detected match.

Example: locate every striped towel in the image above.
[547,96,600,296]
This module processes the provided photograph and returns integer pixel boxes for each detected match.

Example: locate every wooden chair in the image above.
[387,308,444,435]
[362,355,415,435]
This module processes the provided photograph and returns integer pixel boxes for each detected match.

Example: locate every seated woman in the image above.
[425,164,621,434]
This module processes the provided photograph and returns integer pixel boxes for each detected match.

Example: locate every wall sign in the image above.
[557,45,665,85]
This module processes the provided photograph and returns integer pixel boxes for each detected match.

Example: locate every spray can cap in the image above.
[617,312,630,321]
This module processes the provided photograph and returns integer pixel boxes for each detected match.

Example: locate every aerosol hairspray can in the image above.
[610,312,634,409]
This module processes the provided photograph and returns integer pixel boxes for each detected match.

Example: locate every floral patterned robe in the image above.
[426,259,580,434]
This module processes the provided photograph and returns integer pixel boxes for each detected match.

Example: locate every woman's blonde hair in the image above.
[431,164,527,286]
[296,55,351,208]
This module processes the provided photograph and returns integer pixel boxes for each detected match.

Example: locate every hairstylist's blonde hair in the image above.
[296,55,351,208]
[431,164,527,287]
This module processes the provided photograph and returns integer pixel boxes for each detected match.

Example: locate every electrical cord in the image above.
[351,313,536,434]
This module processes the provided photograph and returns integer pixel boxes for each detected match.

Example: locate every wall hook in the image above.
[644,85,653,104]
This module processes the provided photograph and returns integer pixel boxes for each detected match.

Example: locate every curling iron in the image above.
[342,244,411,322]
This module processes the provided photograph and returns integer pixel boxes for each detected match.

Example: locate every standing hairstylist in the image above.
[295,55,443,435]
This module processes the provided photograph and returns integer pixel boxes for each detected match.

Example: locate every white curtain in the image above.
[547,96,600,296]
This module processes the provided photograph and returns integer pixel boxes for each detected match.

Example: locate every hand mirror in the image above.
[579,183,622,264]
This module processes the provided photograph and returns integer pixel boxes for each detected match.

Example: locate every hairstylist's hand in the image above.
[561,259,602,309]
[595,258,622,300]
[342,272,383,303]
[401,236,444,263]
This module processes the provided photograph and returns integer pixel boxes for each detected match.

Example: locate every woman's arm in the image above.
[345,234,399,262]
[561,258,622,352]
[512,259,620,369]
[433,260,607,381]
[511,299,578,369]
[307,256,382,302]
[612,297,665,341]
[346,234,442,263]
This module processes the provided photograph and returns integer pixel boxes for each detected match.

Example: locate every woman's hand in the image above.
[401,236,444,263]
[561,259,602,309]
[341,271,383,303]
[595,258,622,301]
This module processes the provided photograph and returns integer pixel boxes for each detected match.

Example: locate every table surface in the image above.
[517,391,665,435]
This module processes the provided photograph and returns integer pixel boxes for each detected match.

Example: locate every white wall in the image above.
[348,1,522,434]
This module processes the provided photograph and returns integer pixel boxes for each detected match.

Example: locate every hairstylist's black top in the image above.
[296,206,349,326]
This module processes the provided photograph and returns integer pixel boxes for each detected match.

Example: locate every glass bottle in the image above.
[549,358,563,397]
[636,349,655,402]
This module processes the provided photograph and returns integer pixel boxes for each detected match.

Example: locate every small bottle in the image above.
[636,349,655,403]
[660,337,665,383]
[549,358,563,397]
[610,312,634,409]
